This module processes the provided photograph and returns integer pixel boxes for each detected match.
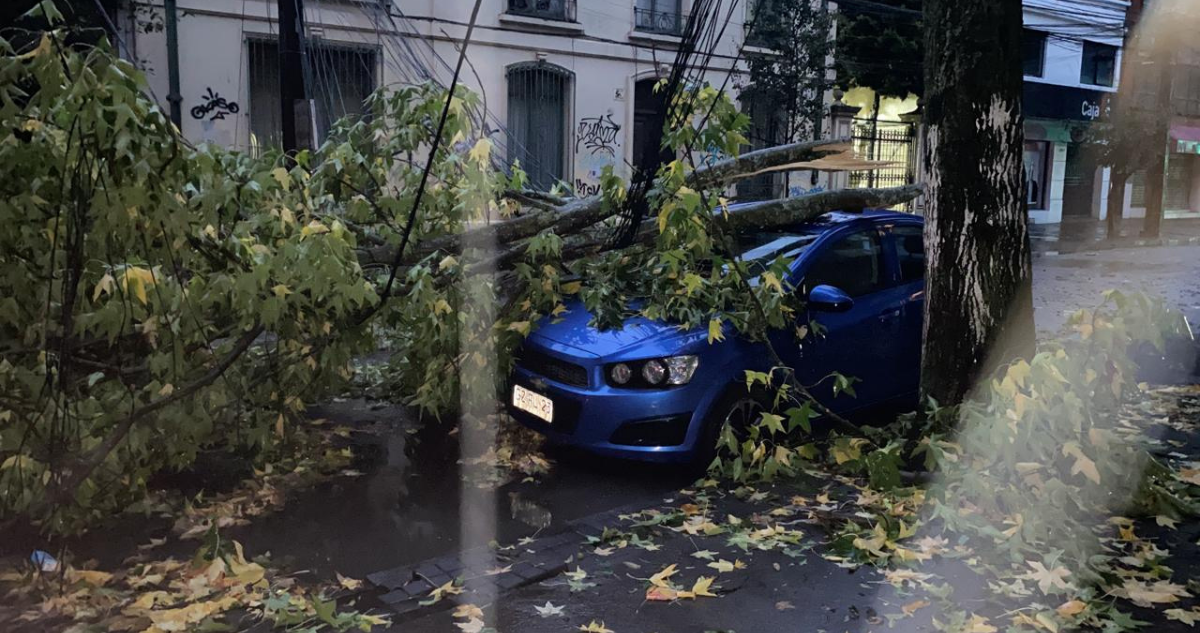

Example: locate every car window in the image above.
[803,230,885,298]
[735,230,820,276]
[891,225,925,283]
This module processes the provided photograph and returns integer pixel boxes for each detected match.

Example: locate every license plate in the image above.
[513,384,553,423]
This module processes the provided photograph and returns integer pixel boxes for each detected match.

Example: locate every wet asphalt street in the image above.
[1033,245,1200,334]
[232,246,1200,585]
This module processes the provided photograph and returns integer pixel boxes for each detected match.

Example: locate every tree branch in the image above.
[42,325,264,509]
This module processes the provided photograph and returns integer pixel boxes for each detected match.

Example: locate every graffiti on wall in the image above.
[576,114,621,157]
[574,111,622,197]
[191,88,240,121]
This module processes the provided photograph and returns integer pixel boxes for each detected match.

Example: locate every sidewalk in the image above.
[1031,216,1200,254]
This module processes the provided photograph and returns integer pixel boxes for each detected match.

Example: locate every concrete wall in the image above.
[122,0,777,196]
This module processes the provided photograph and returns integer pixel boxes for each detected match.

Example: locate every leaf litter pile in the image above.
[425,385,1200,633]
[0,416,389,632]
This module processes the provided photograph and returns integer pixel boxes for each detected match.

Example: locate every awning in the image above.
[1171,125,1200,143]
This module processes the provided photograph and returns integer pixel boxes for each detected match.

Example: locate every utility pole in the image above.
[164,0,182,127]
[278,0,312,153]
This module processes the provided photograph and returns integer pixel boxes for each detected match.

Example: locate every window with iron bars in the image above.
[635,0,684,36]
[507,0,576,22]
[248,39,377,153]
[507,63,573,191]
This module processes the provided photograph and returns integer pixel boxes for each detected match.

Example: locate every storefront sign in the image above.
[1023,83,1109,122]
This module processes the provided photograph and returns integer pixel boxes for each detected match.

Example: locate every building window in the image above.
[1080,41,1117,87]
[507,63,572,191]
[737,88,785,201]
[507,0,575,22]
[635,0,684,36]
[744,0,774,48]
[1023,30,1046,78]
[1023,141,1050,210]
[248,40,376,152]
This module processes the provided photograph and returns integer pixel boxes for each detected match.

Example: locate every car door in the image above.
[882,223,926,400]
[784,225,907,413]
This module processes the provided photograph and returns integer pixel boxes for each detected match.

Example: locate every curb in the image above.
[1033,235,1200,257]
[365,502,648,621]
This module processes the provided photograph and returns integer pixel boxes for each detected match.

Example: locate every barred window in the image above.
[249,39,376,152]
[507,63,572,191]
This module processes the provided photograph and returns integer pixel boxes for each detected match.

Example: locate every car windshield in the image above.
[734,230,820,276]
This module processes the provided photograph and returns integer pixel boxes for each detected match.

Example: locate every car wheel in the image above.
[691,391,766,472]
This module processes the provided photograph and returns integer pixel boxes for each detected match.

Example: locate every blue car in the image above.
[507,209,925,464]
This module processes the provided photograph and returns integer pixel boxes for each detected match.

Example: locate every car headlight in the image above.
[642,359,667,385]
[664,355,699,385]
[607,356,699,388]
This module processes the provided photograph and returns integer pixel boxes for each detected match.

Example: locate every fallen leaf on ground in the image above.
[455,617,486,633]
[776,600,795,610]
[453,604,484,620]
[579,620,615,633]
[534,601,564,617]
[336,572,362,591]
[1056,600,1086,617]
[902,600,929,616]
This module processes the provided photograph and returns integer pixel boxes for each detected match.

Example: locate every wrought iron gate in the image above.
[849,118,918,211]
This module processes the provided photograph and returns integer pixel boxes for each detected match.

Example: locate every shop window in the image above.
[1023,30,1046,78]
[1080,41,1117,87]
[1130,159,1193,209]
[248,40,376,153]
[1023,141,1050,210]
[507,62,572,191]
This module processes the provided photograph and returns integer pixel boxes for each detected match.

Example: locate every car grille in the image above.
[517,348,589,387]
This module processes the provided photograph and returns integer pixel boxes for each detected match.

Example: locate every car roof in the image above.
[723,204,921,233]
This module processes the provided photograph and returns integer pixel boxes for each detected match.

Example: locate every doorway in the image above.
[632,78,672,177]
[1062,143,1097,217]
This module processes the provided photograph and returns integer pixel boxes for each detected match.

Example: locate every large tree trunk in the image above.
[920,0,1035,405]
[1106,171,1128,240]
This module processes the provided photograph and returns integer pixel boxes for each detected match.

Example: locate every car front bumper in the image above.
[507,364,723,464]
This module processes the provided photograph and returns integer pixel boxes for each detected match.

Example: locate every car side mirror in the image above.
[809,285,854,313]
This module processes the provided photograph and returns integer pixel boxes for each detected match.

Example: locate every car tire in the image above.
[691,389,767,473]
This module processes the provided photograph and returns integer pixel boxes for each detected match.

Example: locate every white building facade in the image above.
[1021,0,1129,224]
[117,0,797,198]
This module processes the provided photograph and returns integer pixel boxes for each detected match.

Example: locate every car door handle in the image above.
[878,308,902,322]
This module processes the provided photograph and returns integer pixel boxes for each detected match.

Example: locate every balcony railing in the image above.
[507,0,576,22]
[634,7,685,36]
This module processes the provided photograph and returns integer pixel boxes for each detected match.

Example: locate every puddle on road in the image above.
[226,399,692,579]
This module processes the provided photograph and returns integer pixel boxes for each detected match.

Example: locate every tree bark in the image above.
[920,0,1035,405]
[1106,171,1127,240]
[357,138,853,268]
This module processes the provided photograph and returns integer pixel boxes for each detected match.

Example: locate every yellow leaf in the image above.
[67,568,113,586]
[902,600,929,616]
[649,564,678,588]
[562,281,582,294]
[158,383,175,397]
[272,284,292,298]
[579,622,615,633]
[707,319,725,343]
[691,576,717,597]
[93,273,115,302]
[301,220,329,239]
[707,559,735,574]
[453,603,484,620]
[646,585,678,601]
[468,138,493,165]
[337,572,363,591]
[1056,600,1086,617]
[1061,442,1101,484]
[271,166,292,190]
[507,321,531,336]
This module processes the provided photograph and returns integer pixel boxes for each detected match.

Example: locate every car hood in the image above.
[528,300,696,358]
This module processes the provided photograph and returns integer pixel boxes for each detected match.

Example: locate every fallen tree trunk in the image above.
[357,138,859,268]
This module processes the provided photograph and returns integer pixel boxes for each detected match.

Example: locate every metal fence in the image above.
[849,118,918,211]
[634,7,684,35]
[507,0,576,22]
